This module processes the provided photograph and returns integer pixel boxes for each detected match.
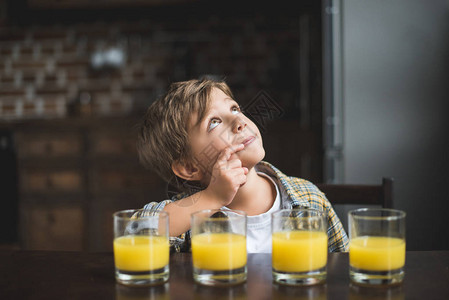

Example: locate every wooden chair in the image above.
[316,177,394,209]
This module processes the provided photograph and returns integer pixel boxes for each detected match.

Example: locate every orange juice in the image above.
[349,236,405,271]
[191,233,247,270]
[272,231,328,272]
[114,235,169,271]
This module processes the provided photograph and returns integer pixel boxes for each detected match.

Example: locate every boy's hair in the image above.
[137,78,234,187]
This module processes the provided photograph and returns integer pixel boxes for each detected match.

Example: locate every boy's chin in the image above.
[241,151,265,169]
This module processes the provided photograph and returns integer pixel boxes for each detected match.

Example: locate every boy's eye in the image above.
[208,119,221,131]
[231,106,240,115]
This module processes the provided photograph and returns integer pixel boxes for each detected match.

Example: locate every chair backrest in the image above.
[316,177,394,209]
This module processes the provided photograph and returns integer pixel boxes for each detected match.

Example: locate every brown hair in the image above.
[137,78,234,187]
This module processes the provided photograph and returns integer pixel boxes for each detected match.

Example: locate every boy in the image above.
[137,78,349,253]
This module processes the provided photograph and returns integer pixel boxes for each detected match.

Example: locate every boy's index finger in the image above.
[230,143,245,154]
[218,144,244,162]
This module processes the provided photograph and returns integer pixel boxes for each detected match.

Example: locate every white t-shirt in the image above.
[224,172,281,253]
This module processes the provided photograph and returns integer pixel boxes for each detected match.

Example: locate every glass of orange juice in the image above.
[191,209,247,286]
[271,208,328,285]
[349,208,406,286]
[113,209,169,286]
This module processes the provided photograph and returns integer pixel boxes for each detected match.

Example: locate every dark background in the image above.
[1,0,448,251]
[0,0,324,251]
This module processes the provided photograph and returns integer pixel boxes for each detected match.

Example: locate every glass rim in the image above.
[271,208,326,217]
[191,208,247,218]
[348,208,406,221]
[113,209,169,219]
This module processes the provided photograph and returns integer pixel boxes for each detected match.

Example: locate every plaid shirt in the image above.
[140,161,349,253]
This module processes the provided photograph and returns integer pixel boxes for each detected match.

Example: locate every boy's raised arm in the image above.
[164,144,248,237]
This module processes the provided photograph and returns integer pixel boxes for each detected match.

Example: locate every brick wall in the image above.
[0,5,322,123]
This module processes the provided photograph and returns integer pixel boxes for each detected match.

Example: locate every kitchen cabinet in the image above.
[14,117,167,251]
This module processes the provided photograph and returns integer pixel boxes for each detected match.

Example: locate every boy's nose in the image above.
[233,117,247,133]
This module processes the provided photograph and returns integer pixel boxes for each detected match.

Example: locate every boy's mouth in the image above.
[241,136,255,147]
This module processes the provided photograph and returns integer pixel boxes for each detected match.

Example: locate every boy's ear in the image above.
[171,160,203,181]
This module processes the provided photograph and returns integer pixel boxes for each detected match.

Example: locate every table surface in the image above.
[1,250,448,300]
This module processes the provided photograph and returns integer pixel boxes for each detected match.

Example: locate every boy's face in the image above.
[188,88,265,182]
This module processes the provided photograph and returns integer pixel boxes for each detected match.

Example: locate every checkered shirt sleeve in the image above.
[138,200,188,253]
[257,161,349,252]
[284,176,349,252]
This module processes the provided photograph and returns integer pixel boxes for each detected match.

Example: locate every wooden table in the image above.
[1,250,448,299]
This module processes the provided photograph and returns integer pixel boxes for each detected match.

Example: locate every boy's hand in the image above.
[205,144,248,207]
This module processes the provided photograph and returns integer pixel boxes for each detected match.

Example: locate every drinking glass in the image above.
[113,209,169,286]
[271,208,328,285]
[348,208,406,286]
[191,209,247,286]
